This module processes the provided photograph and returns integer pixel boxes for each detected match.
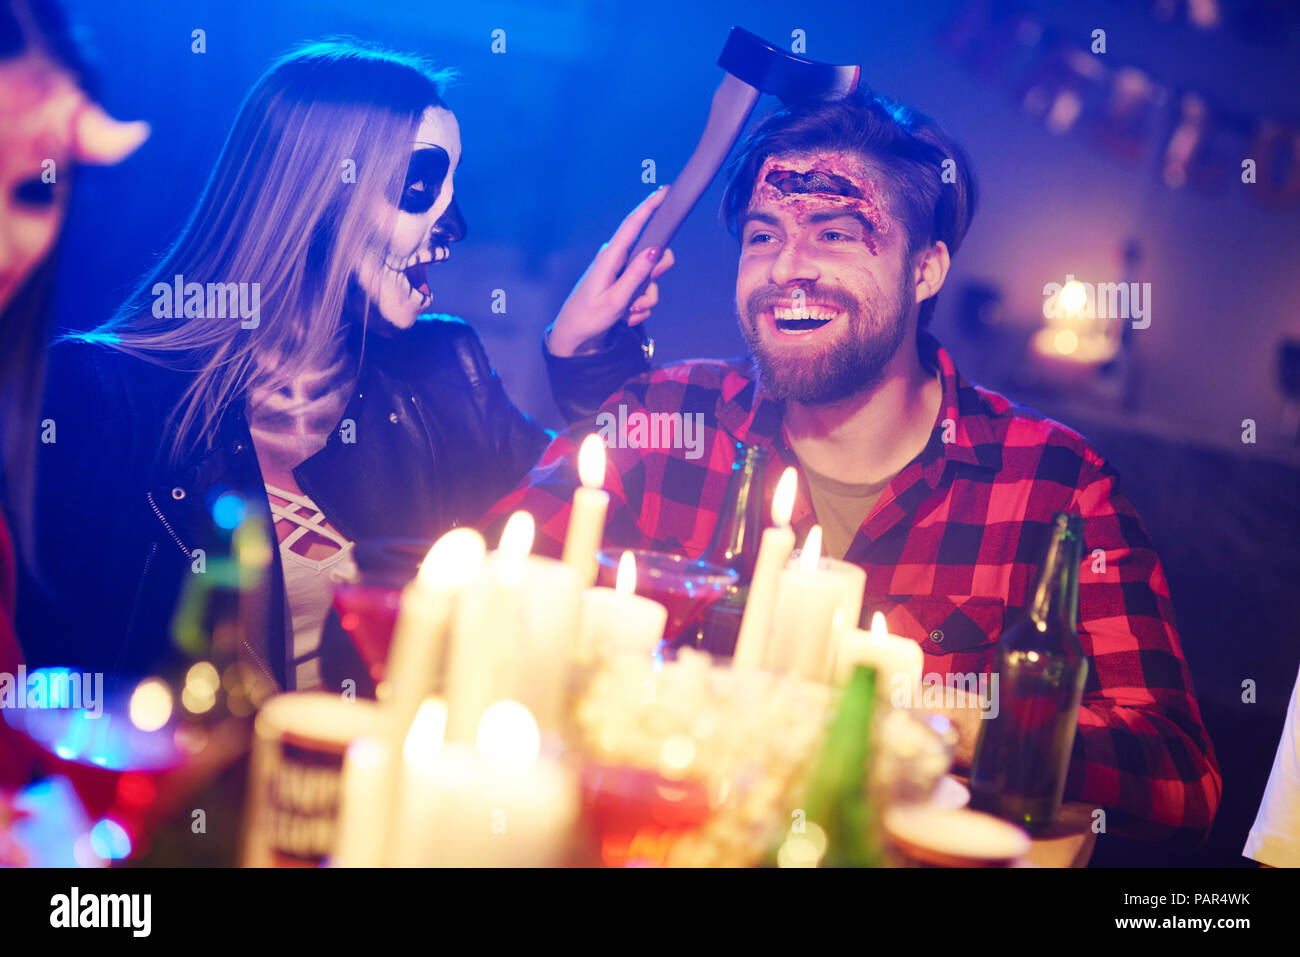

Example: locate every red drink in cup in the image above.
[594,549,736,655]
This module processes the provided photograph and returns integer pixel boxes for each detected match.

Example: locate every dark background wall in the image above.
[53,0,1300,866]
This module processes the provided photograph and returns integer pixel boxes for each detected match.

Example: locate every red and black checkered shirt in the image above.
[483,332,1221,844]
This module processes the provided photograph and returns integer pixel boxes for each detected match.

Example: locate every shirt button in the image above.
[929,628,944,644]
[171,487,186,501]
[389,412,399,423]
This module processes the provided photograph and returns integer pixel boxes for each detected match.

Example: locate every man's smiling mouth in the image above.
[770,303,843,335]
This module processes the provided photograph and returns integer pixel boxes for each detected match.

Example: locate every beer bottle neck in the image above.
[1028,515,1083,633]
[701,444,768,583]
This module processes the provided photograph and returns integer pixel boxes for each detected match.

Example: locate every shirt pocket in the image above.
[864,594,1008,677]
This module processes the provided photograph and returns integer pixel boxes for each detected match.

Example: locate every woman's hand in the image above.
[547,187,676,357]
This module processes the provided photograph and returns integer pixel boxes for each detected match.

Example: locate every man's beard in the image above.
[738,271,910,405]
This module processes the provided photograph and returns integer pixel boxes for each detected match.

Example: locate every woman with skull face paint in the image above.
[19,39,669,691]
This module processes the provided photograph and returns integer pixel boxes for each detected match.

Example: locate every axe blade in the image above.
[624,28,862,351]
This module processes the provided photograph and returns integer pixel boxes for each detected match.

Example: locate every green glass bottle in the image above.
[800,664,882,867]
[969,512,1088,832]
[682,442,768,657]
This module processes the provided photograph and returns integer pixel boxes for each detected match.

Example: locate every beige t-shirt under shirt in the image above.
[797,459,896,560]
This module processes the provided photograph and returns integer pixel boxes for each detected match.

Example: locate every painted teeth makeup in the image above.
[352,106,461,330]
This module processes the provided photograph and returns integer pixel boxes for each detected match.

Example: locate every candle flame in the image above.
[578,433,607,490]
[772,467,797,527]
[798,525,823,572]
[345,735,387,772]
[870,611,888,643]
[616,550,637,596]
[1059,279,1088,315]
[498,511,535,583]
[417,527,487,590]
[403,698,447,763]
[476,700,541,772]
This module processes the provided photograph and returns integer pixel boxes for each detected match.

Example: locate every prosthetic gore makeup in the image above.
[752,151,890,258]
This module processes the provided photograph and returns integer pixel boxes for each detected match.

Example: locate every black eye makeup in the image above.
[399,146,450,214]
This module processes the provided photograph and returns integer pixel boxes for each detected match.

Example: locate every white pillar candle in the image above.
[384,529,487,729]
[512,553,585,731]
[733,467,798,670]
[836,611,925,703]
[816,557,867,635]
[396,700,577,867]
[392,698,450,867]
[767,526,842,682]
[577,551,669,663]
[333,735,392,867]
[444,513,534,744]
[562,434,610,588]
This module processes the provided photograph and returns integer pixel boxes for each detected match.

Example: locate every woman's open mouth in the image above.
[396,244,451,302]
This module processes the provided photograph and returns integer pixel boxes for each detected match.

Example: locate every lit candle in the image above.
[511,552,585,732]
[562,434,610,589]
[333,735,392,867]
[384,528,487,730]
[444,513,534,743]
[815,557,867,638]
[446,513,586,739]
[767,526,842,682]
[732,467,798,670]
[836,611,924,704]
[377,533,485,869]
[395,699,577,867]
[577,551,669,663]
[392,698,450,867]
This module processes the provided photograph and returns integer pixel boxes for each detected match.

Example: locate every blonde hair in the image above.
[77,38,455,464]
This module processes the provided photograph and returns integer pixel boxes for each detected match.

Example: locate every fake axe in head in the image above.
[626,27,860,353]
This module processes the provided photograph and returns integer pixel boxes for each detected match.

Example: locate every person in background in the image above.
[0,0,147,795]
[483,88,1221,845]
[1243,665,1300,867]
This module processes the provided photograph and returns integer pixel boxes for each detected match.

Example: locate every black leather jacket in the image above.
[17,317,647,688]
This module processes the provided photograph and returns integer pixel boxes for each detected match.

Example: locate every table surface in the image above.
[945,775,1097,868]
[1020,801,1098,868]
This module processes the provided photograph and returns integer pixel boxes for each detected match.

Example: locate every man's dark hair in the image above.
[721,89,978,332]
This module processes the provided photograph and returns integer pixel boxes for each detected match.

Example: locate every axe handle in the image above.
[624,73,761,345]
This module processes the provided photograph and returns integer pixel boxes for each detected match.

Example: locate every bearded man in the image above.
[487,89,1221,846]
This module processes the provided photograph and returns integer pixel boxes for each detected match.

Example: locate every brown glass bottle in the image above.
[969,512,1088,832]
[677,443,768,656]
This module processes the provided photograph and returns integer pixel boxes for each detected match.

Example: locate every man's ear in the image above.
[913,240,951,305]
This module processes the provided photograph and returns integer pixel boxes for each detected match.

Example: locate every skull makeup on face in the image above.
[352,106,463,331]
[0,47,148,314]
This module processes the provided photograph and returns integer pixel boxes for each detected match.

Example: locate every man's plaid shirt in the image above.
[484,332,1222,844]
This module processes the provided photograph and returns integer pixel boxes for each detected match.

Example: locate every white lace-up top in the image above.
[264,483,358,690]
[246,351,358,690]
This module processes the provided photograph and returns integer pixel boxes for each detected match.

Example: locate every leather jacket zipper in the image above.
[146,490,278,688]
[146,489,193,559]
